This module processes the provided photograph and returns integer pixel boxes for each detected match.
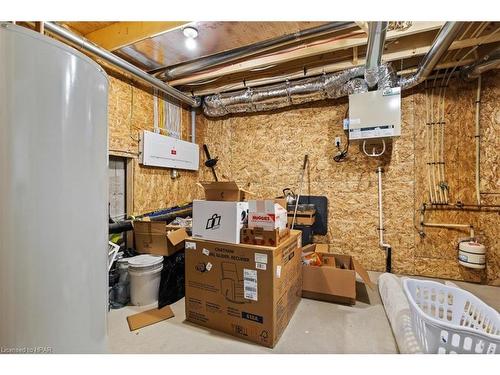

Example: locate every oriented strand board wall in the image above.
[108,76,203,215]
[197,70,500,285]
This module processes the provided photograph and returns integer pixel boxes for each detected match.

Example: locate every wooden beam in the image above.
[34,22,44,34]
[178,26,500,92]
[355,21,369,34]
[190,48,477,96]
[353,46,359,65]
[169,22,444,86]
[84,21,189,51]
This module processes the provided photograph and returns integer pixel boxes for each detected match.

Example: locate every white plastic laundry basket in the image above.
[403,278,500,354]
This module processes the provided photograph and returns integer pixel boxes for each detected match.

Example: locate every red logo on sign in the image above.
[171,149,177,155]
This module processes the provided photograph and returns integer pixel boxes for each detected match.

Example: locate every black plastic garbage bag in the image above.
[158,250,185,309]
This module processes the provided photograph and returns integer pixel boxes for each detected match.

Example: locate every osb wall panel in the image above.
[198,71,499,285]
[108,76,201,215]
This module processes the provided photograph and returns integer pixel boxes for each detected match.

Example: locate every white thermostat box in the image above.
[139,130,199,171]
[347,87,401,141]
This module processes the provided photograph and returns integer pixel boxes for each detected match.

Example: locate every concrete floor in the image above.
[108,271,499,354]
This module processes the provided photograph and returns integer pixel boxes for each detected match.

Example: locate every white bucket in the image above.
[458,241,486,269]
[128,255,164,306]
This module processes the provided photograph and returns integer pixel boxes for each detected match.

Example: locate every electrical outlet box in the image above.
[348,87,401,141]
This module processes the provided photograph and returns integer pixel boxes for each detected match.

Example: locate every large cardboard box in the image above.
[301,244,374,305]
[240,227,290,247]
[248,200,287,231]
[184,230,302,348]
[133,220,188,256]
[199,181,246,201]
[192,200,249,244]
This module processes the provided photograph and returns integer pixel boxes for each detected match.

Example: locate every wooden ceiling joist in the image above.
[169,22,445,86]
[188,33,494,96]
[83,21,189,51]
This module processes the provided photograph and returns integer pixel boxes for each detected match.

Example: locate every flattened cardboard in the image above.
[200,181,246,201]
[133,220,188,256]
[352,258,375,290]
[184,231,302,348]
[241,227,290,247]
[127,305,175,331]
[301,244,373,305]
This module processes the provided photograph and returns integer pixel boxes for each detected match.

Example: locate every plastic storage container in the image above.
[128,255,164,306]
[403,278,500,354]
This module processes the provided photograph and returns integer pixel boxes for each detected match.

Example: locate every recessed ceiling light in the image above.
[183,26,199,39]
[185,38,197,51]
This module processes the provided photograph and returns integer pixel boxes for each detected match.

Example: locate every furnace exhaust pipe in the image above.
[365,22,388,89]
[43,22,200,108]
[399,22,464,89]
[160,22,356,81]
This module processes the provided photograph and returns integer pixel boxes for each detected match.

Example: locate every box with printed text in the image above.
[184,230,302,347]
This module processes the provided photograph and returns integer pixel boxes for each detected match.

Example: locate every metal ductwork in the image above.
[398,22,464,89]
[204,66,364,117]
[365,22,388,88]
[159,22,356,80]
[461,45,500,80]
[203,64,396,117]
[202,22,463,117]
[43,22,201,108]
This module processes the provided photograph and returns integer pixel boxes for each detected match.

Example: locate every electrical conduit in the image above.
[377,167,392,272]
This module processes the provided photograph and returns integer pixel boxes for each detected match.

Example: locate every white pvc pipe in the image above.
[377,167,391,250]
[191,109,196,143]
[475,75,482,206]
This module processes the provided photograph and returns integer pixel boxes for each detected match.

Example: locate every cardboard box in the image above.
[199,181,246,201]
[133,220,188,256]
[301,244,374,305]
[248,200,287,231]
[192,200,249,244]
[240,227,290,247]
[184,230,302,348]
[287,209,316,226]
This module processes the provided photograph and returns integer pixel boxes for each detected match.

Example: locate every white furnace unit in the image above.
[139,130,200,171]
[347,87,401,141]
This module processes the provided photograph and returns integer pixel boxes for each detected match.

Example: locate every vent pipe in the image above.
[461,45,500,81]
[399,22,464,89]
[159,22,356,81]
[43,22,200,108]
[203,64,395,117]
[203,66,367,117]
[202,22,464,117]
[365,22,388,88]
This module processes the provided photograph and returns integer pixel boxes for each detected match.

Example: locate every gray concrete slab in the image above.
[108,271,499,354]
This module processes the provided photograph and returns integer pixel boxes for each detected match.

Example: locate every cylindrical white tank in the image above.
[0,23,108,353]
[458,241,486,269]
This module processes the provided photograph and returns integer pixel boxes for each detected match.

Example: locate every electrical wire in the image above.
[334,104,350,162]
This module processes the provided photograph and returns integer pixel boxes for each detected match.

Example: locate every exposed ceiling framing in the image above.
[57,21,500,97]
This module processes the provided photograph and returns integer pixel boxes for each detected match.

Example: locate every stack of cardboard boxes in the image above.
[186,182,302,348]
[132,181,375,348]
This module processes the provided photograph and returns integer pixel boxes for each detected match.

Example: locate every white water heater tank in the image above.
[0,23,108,353]
[458,241,486,269]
